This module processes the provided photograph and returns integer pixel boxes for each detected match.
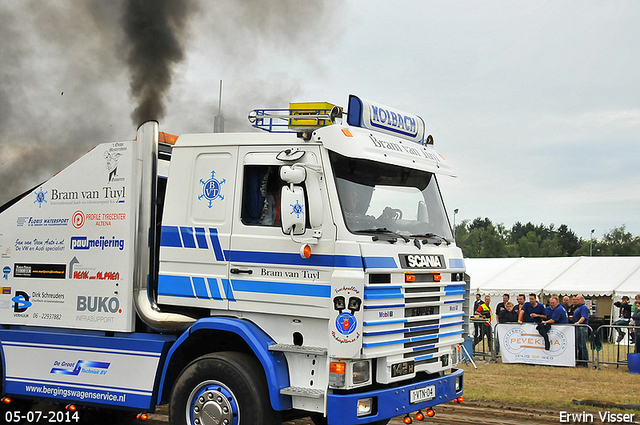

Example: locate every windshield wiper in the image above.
[410,233,451,246]
[355,228,410,243]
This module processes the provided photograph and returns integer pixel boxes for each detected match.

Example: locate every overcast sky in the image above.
[1,1,638,241]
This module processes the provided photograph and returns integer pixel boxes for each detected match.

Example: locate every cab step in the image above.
[280,386,324,398]
[268,343,327,356]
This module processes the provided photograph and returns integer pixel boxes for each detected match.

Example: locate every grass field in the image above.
[460,360,640,413]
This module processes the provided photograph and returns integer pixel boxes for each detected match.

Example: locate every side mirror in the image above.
[280,165,306,184]
[281,185,306,235]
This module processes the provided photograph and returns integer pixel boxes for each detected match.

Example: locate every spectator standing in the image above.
[495,301,518,355]
[632,298,640,354]
[498,301,518,323]
[473,294,483,343]
[518,293,544,324]
[516,294,526,317]
[495,294,509,323]
[534,296,568,350]
[565,296,576,322]
[562,296,572,316]
[474,297,493,351]
[613,296,632,343]
[572,295,590,367]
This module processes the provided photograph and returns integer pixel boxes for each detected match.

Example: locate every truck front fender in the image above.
[157,317,291,411]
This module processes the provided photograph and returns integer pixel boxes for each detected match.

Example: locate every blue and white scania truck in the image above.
[0,95,467,425]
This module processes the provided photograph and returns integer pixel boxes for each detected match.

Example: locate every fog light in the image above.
[352,360,370,384]
[455,375,462,392]
[329,361,346,387]
[357,397,373,417]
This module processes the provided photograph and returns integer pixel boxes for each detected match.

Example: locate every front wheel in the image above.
[169,352,280,425]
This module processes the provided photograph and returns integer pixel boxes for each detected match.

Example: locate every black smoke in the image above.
[0,0,341,206]
[123,0,196,125]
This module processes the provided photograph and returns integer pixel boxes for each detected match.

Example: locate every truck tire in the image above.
[168,352,280,425]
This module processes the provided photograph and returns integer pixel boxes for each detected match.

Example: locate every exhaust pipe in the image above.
[133,121,196,332]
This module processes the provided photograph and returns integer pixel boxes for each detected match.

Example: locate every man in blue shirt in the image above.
[533,296,568,350]
[572,295,590,367]
[518,293,544,324]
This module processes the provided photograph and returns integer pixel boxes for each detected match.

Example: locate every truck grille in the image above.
[362,273,465,364]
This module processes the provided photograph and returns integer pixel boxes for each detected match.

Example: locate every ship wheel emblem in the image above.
[290,200,304,218]
[199,171,225,208]
[33,187,48,208]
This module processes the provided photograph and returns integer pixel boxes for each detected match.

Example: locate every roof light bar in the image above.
[347,95,426,144]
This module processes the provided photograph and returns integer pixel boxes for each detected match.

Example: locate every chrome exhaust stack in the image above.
[133,121,196,332]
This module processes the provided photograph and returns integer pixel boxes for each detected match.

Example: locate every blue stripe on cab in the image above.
[160,226,182,248]
[209,228,226,261]
[180,227,196,248]
[230,279,331,298]
[192,277,208,299]
[158,275,194,298]
[195,227,208,249]
[364,286,403,300]
[363,256,398,269]
[207,278,222,300]
[449,258,464,269]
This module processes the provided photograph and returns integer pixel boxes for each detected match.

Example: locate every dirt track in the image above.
[131,399,639,425]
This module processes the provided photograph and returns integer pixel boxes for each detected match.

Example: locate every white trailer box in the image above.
[0,142,137,332]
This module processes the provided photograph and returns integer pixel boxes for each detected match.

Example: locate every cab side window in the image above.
[241,165,282,226]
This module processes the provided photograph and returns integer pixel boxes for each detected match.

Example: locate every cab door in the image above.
[228,146,335,319]
[158,144,237,311]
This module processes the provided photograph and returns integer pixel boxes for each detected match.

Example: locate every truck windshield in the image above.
[329,151,453,241]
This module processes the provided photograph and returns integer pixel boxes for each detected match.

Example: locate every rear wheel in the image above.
[169,352,280,425]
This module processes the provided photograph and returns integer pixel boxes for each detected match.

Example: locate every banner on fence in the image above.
[497,323,575,367]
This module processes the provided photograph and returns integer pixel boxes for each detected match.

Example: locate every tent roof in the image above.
[543,257,640,296]
[614,266,640,298]
[466,257,640,297]
[465,258,518,292]
[483,257,579,296]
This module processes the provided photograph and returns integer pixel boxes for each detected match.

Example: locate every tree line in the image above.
[454,218,640,258]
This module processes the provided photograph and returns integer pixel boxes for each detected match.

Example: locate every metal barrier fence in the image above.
[469,322,639,369]
[592,324,638,370]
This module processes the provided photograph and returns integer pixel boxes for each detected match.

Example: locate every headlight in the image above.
[357,397,373,417]
[352,360,371,384]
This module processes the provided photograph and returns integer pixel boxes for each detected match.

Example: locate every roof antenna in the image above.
[214,80,225,133]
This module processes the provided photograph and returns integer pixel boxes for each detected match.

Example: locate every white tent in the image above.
[465,258,518,294]
[482,257,579,296]
[614,266,640,299]
[543,256,640,297]
[465,256,640,318]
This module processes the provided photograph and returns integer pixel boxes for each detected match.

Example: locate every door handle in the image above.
[230,268,253,275]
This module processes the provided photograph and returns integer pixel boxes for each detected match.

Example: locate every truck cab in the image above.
[156,96,466,424]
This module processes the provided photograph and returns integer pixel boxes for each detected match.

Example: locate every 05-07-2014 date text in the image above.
[5,410,80,423]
